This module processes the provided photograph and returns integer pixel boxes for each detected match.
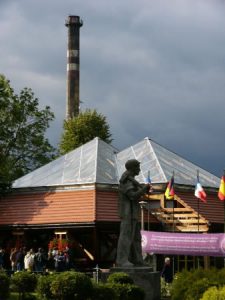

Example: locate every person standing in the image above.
[116,159,150,267]
[34,248,46,273]
[54,250,66,272]
[0,247,5,269]
[24,249,35,272]
[10,248,18,272]
[161,257,173,283]
[15,247,25,271]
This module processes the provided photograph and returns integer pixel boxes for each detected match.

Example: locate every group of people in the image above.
[48,247,71,272]
[5,246,71,273]
[9,247,47,272]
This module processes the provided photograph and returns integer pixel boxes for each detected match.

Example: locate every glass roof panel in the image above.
[150,139,220,187]
[13,139,98,187]
[96,139,118,184]
[13,137,220,189]
[116,138,165,183]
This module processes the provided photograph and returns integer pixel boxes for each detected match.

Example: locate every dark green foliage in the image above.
[121,284,145,300]
[171,269,198,300]
[11,271,37,300]
[106,283,145,300]
[22,294,37,300]
[0,74,57,195]
[59,109,112,154]
[36,274,57,300]
[186,278,210,300]
[106,272,144,300]
[0,270,10,299]
[171,268,225,300]
[107,272,134,285]
[50,271,93,300]
[216,268,225,286]
[91,282,117,300]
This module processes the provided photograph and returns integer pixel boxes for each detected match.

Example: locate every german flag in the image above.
[165,176,175,200]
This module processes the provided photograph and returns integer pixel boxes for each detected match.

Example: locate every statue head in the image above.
[125,159,141,176]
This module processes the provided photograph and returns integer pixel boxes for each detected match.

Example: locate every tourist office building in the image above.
[0,137,224,272]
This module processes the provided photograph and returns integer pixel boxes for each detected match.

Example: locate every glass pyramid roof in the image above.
[13,137,220,189]
[116,137,220,187]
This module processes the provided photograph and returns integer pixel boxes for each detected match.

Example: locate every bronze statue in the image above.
[116,159,150,267]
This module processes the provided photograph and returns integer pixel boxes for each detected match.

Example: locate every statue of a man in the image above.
[116,159,150,267]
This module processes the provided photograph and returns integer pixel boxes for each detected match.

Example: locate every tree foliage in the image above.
[0,74,57,194]
[59,109,112,154]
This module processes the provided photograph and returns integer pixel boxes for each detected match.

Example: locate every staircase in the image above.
[149,194,209,233]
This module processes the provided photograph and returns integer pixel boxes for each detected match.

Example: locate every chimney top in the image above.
[65,15,83,27]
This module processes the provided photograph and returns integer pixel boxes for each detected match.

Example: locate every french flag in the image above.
[195,180,207,203]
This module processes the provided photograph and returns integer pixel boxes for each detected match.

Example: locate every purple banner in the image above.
[141,230,225,257]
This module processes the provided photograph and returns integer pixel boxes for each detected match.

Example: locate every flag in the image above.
[195,178,207,202]
[165,176,175,200]
[218,175,225,201]
[145,171,151,184]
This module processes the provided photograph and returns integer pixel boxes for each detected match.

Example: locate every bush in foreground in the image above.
[106,282,145,300]
[171,268,225,300]
[50,271,93,300]
[11,271,37,300]
[36,273,57,300]
[91,282,117,300]
[107,272,134,284]
[0,270,10,299]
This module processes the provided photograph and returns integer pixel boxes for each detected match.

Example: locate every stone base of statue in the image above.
[101,266,160,300]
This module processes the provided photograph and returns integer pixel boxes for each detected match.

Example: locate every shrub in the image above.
[107,272,134,284]
[0,270,10,300]
[200,286,219,300]
[11,271,37,300]
[106,282,145,300]
[91,282,117,300]
[217,268,225,286]
[171,268,225,300]
[185,278,210,300]
[201,285,225,300]
[122,284,145,300]
[218,286,225,299]
[171,270,192,300]
[50,271,93,300]
[106,272,145,300]
[36,274,57,300]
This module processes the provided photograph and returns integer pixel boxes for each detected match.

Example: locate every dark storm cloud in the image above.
[0,0,225,177]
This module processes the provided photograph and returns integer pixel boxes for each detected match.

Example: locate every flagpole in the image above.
[198,198,200,232]
[223,170,225,268]
[172,171,175,233]
[197,169,200,269]
[223,170,225,234]
[197,170,200,233]
[172,171,175,278]
[148,170,150,231]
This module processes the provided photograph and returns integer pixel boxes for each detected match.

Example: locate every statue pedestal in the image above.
[104,266,160,300]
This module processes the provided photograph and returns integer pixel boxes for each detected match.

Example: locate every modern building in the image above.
[0,137,223,271]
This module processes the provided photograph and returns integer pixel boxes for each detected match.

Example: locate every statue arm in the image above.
[126,185,149,201]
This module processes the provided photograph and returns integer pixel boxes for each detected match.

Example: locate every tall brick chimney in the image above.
[65,15,83,119]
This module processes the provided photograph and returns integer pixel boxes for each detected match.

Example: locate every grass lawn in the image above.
[8,293,18,300]
[8,292,37,300]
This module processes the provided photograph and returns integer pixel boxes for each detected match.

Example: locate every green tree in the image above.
[59,109,112,154]
[0,74,57,194]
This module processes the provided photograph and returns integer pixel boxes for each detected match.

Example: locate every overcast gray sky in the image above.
[1,0,225,177]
